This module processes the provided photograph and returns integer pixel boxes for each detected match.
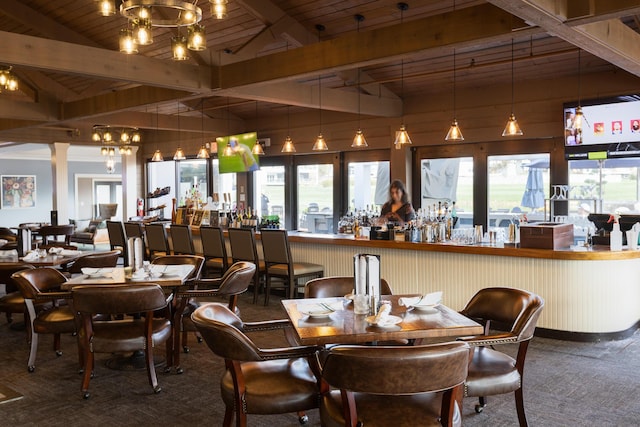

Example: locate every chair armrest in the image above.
[176,289,222,299]
[258,345,323,361]
[192,278,223,289]
[34,291,73,301]
[243,319,292,333]
[457,332,519,347]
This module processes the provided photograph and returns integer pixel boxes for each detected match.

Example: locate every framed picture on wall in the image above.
[1,175,36,209]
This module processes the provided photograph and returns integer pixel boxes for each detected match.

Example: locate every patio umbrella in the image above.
[521,167,545,209]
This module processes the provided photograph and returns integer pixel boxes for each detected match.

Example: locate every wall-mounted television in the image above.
[564,95,640,160]
[216,132,260,174]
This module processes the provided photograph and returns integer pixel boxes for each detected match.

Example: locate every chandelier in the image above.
[92,125,141,156]
[0,66,18,92]
[98,1,229,58]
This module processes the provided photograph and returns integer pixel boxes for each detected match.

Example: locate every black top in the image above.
[380,201,416,223]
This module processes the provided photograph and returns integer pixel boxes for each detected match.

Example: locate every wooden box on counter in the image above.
[519,223,574,250]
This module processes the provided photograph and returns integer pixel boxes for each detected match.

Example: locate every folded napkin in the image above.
[372,303,391,324]
[0,239,7,248]
[60,249,82,256]
[22,251,40,261]
[48,247,64,254]
[398,291,443,308]
[81,267,114,276]
[0,249,18,258]
[297,301,343,315]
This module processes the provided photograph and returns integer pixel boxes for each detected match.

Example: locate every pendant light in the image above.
[173,102,186,160]
[252,101,265,155]
[445,48,464,141]
[281,105,296,153]
[222,97,235,156]
[151,106,164,161]
[197,100,210,159]
[313,25,329,151]
[502,39,523,137]
[573,49,588,132]
[352,14,367,148]
[171,30,188,61]
[394,3,412,149]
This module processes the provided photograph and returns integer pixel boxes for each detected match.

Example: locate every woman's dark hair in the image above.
[390,179,409,204]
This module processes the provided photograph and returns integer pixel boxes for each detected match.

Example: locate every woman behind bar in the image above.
[380,179,416,225]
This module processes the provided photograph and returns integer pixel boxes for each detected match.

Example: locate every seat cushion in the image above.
[267,262,323,277]
[220,358,319,414]
[33,306,76,334]
[320,390,459,427]
[464,346,521,397]
[0,291,26,311]
[89,318,172,353]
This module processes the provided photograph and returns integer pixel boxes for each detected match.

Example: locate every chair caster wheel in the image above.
[153,386,162,394]
[183,346,190,353]
[196,337,203,343]
[298,415,309,425]
[163,366,172,373]
[27,366,35,373]
[176,367,184,375]
[475,404,485,413]
[83,392,90,399]
[56,350,63,357]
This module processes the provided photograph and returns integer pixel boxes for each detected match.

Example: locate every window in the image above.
[420,157,473,228]
[211,159,237,210]
[147,160,175,220]
[347,160,390,215]
[254,165,285,226]
[177,160,208,206]
[488,153,550,232]
[297,164,334,233]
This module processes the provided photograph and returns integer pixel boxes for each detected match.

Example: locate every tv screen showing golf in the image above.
[564,95,640,160]
[217,132,260,173]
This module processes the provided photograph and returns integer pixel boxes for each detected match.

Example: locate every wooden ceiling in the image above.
[1,0,639,147]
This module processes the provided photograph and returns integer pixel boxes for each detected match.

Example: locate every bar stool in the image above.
[170,224,195,255]
[200,226,232,278]
[145,223,170,260]
[106,221,129,266]
[260,229,324,305]
[228,228,266,304]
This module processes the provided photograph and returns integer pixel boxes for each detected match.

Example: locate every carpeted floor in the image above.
[2,291,640,426]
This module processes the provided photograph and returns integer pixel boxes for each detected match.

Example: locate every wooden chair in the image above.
[304,276,393,298]
[260,229,324,305]
[228,228,266,304]
[200,226,232,277]
[64,250,121,277]
[192,303,323,427]
[72,283,172,399]
[170,224,195,255]
[172,261,256,373]
[11,267,76,373]
[145,223,170,260]
[106,221,129,266]
[38,224,76,250]
[319,342,471,427]
[0,263,36,324]
[458,287,545,427]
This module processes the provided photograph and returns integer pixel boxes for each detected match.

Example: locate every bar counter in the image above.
[190,228,640,341]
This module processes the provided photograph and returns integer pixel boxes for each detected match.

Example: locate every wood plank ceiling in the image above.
[0,0,639,147]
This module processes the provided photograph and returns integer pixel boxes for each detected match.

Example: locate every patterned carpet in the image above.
[2,290,640,426]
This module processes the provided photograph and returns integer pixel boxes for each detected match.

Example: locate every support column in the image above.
[49,142,70,225]
[121,146,139,221]
[389,143,412,196]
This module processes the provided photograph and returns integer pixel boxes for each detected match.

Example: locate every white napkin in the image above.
[0,239,7,248]
[60,249,82,256]
[81,267,114,276]
[398,291,443,308]
[372,303,391,324]
[22,251,40,261]
[0,249,18,258]
[48,247,64,254]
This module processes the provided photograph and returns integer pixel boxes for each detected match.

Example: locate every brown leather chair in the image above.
[106,221,129,266]
[173,261,256,373]
[72,283,172,399]
[458,287,545,427]
[228,228,266,304]
[11,267,76,373]
[169,224,196,255]
[260,229,324,305]
[145,223,170,260]
[0,263,36,323]
[304,276,393,298]
[192,303,323,427]
[64,250,121,276]
[319,342,470,427]
[200,226,232,277]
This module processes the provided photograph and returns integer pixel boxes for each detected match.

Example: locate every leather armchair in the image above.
[0,263,36,323]
[458,287,545,427]
[192,303,324,427]
[11,267,76,373]
[320,342,471,427]
[304,276,392,298]
[63,250,121,277]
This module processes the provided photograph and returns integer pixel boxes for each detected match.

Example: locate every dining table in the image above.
[281,295,483,346]
[63,264,195,372]
[0,251,85,267]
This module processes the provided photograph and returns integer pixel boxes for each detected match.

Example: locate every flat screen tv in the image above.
[564,95,640,160]
[216,132,260,174]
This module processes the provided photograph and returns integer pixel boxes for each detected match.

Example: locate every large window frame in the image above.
[294,153,340,232]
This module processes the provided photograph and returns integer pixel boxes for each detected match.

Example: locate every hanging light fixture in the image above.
[98,0,116,16]
[573,49,588,133]
[187,24,206,51]
[312,25,329,151]
[352,14,368,148]
[210,0,228,19]
[171,31,188,60]
[134,18,153,46]
[151,106,164,162]
[502,39,523,137]
[105,155,116,174]
[281,105,296,153]
[252,101,265,155]
[0,66,18,92]
[221,96,235,157]
[119,27,138,54]
[173,103,186,160]
[197,100,210,159]
[445,48,464,141]
[92,125,140,156]
[394,3,412,150]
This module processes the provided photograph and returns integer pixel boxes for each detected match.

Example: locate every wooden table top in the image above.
[62,265,195,290]
[0,252,84,267]
[281,295,483,346]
